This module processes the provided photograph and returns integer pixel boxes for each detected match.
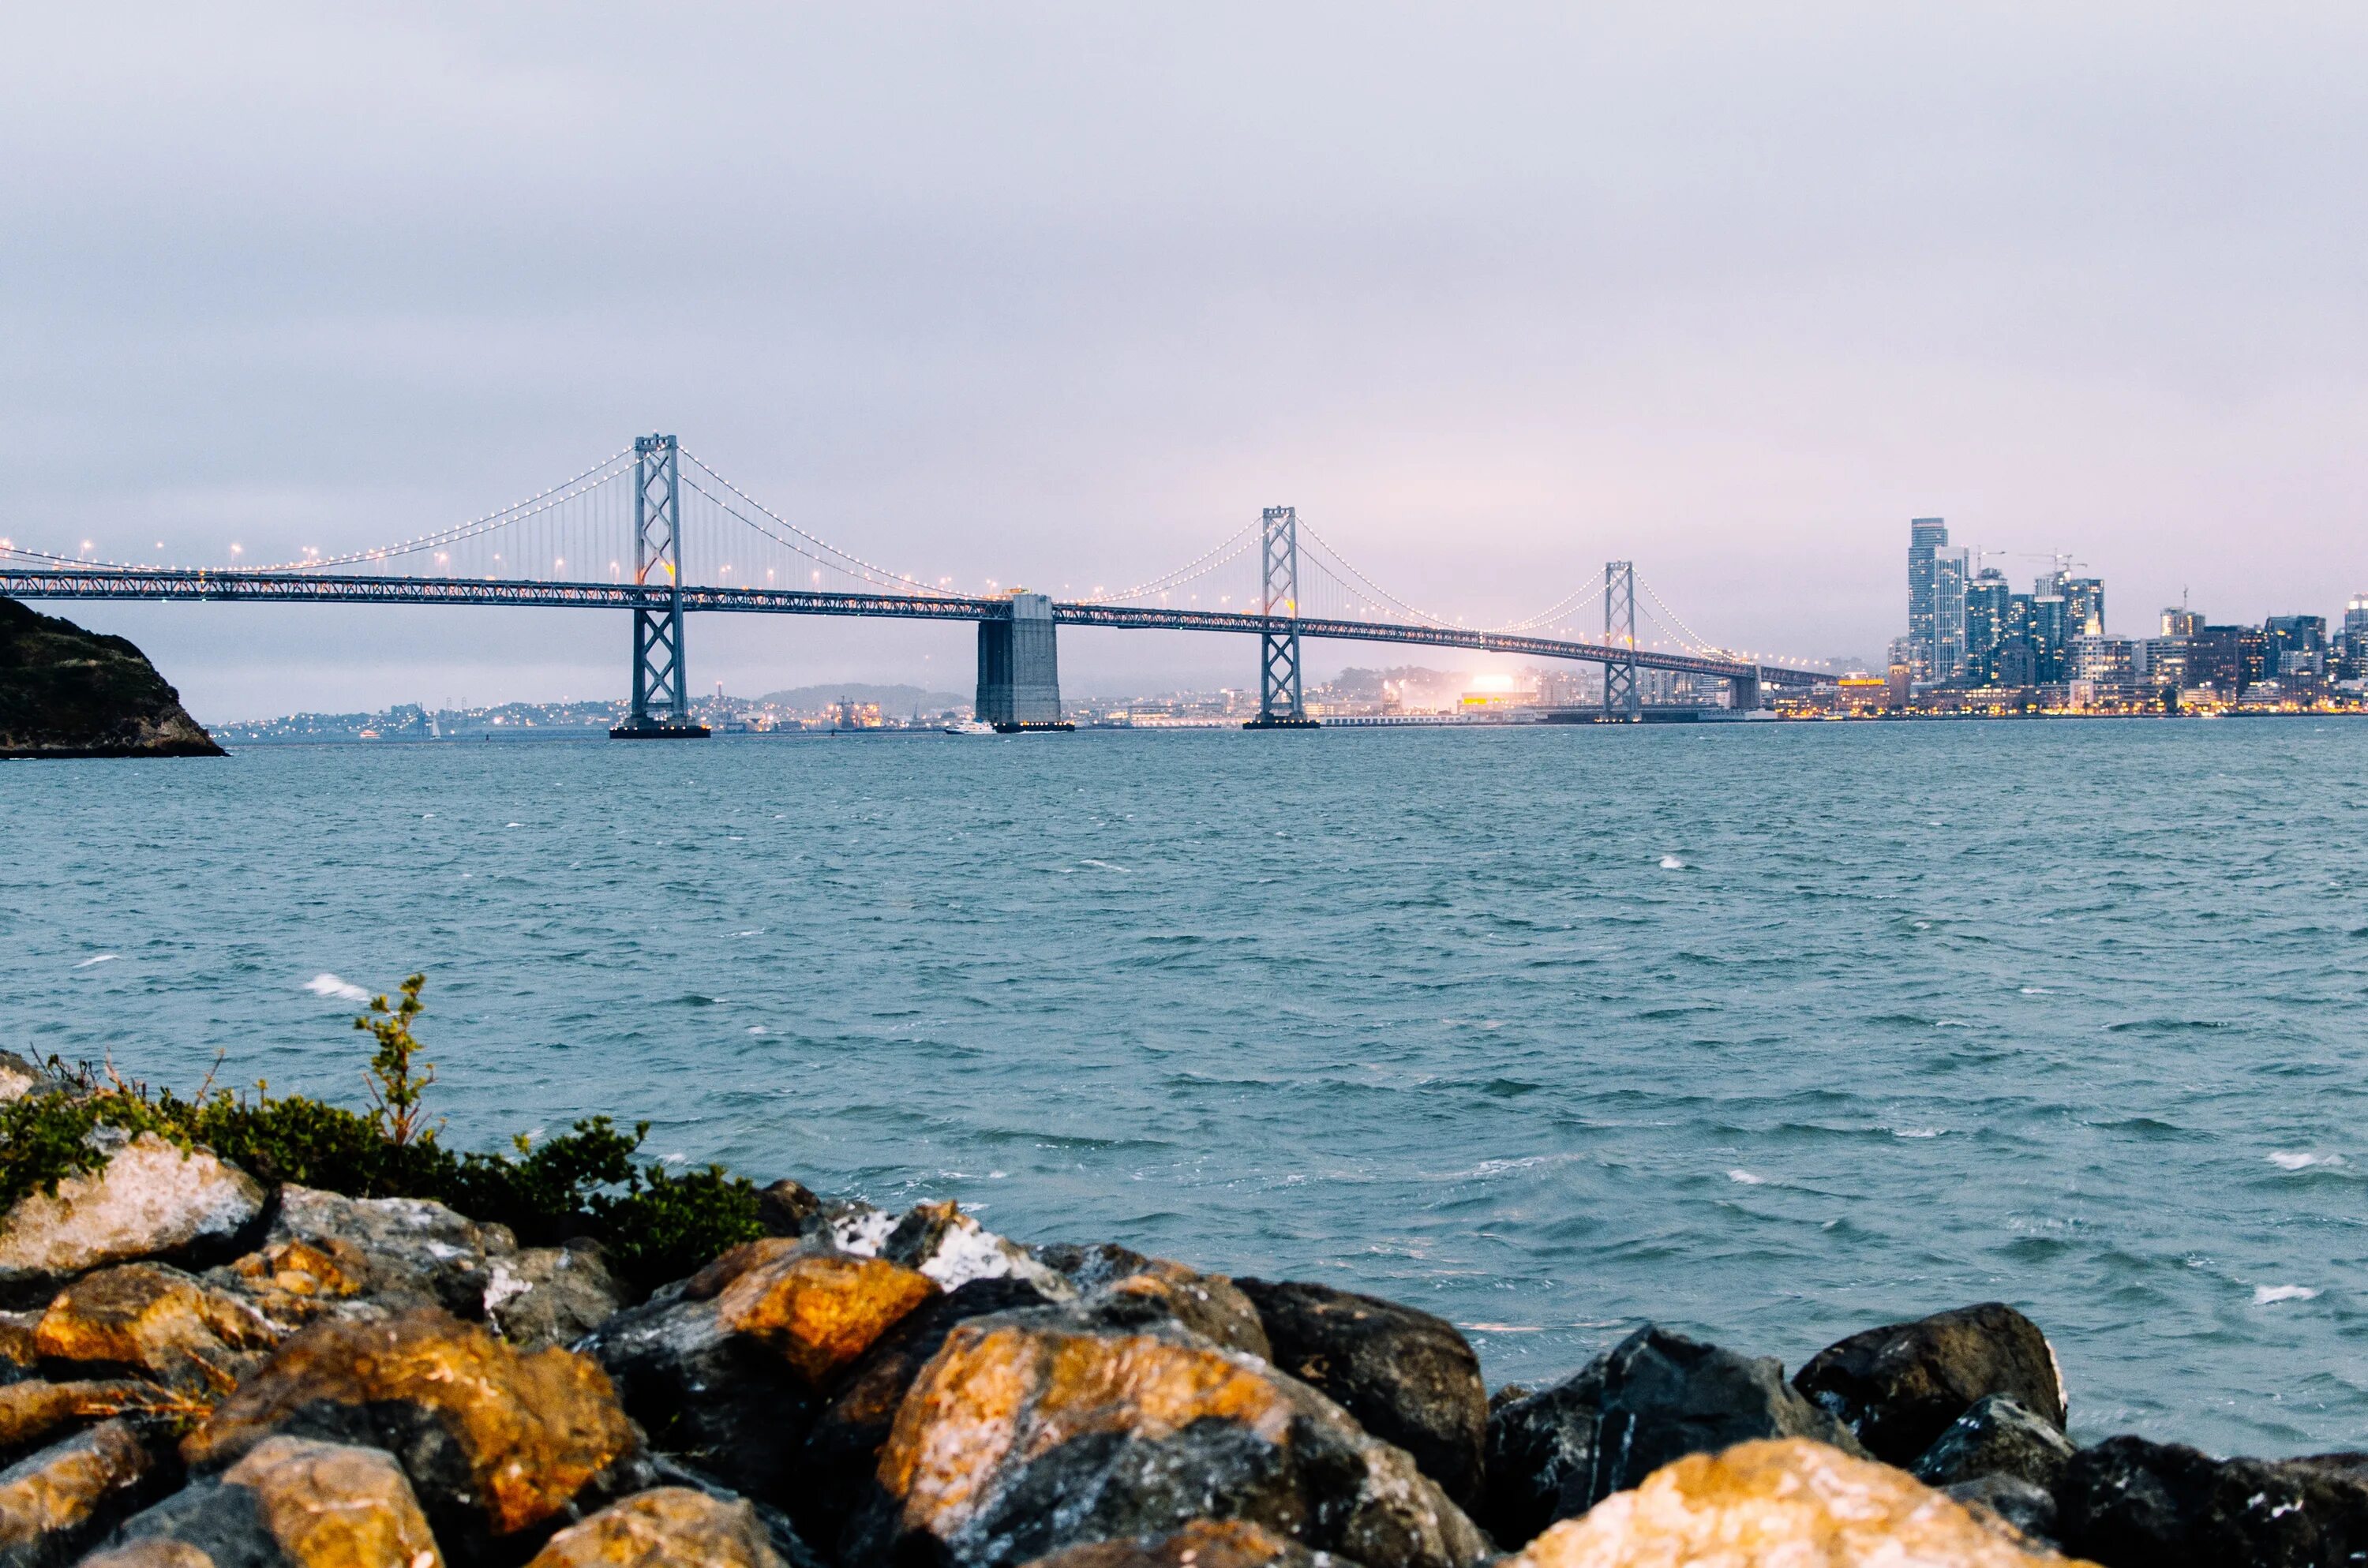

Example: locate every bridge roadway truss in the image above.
[0,567,1826,707]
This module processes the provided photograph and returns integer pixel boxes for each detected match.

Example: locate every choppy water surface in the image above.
[8,722,2368,1454]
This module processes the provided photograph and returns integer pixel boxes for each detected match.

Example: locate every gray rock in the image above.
[756,1179,821,1238]
[1912,1393,2076,1492]
[206,1184,514,1329]
[578,1292,817,1506]
[0,1420,161,1568]
[879,1201,1074,1297]
[1478,1357,1603,1547]
[2056,1435,2368,1567]
[0,1136,264,1307]
[1793,1302,2066,1466]
[1945,1473,2059,1550]
[1235,1277,1489,1510]
[1587,1324,1867,1504]
[0,1051,65,1107]
[484,1243,625,1351]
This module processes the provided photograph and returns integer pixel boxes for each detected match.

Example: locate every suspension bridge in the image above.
[0,435,1829,734]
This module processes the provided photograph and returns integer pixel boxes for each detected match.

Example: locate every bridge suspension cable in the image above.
[1070,522,1259,605]
[677,450,954,598]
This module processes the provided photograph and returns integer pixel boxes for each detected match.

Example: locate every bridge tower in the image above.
[1602,559,1640,721]
[611,434,709,739]
[1245,506,1318,729]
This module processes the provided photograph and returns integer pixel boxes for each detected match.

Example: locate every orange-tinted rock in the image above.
[73,1543,212,1567]
[856,1315,1490,1568]
[0,1379,194,1459]
[106,1435,442,1568]
[213,1237,370,1328]
[1096,1263,1271,1361]
[0,1136,264,1301]
[0,1311,38,1372]
[1021,1518,1351,1568]
[1504,1439,2092,1567]
[35,1263,281,1394]
[523,1486,785,1568]
[714,1248,939,1385]
[183,1306,645,1564]
[0,1419,159,1568]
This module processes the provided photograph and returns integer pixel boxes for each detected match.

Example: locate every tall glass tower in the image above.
[1906,518,1950,682]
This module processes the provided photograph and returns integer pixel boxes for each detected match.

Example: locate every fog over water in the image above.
[11,722,2367,1456]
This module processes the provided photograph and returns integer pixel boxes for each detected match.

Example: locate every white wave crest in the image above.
[1659,855,1686,870]
[1727,1169,1766,1185]
[2254,1285,2320,1305]
[2269,1151,2344,1171]
[305,973,370,1003]
[74,953,120,969]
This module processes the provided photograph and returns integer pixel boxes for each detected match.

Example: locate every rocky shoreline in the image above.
[2,1050,2360,1567]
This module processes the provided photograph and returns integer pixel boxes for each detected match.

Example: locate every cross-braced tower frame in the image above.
[1246,506,1317,728]
[1603,559,1640,720]
[614,433,704,737]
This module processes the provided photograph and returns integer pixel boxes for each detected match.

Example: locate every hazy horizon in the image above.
[9,5,2366,720]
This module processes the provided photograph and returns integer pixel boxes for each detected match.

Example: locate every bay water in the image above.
[7,720,2366,1456]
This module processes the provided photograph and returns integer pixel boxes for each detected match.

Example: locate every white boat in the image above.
[943,719,996,735]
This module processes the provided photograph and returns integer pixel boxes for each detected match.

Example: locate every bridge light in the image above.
[230,544,243,556]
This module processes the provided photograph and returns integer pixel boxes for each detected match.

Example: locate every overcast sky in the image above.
[7,4,2366,719]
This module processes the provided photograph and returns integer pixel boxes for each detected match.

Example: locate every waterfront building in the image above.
[2160,606,2202,638]
[1964,568,2010,685]
[2265,615,2327,681]
[2065,577,2105,634]
[2029,596,2070,683]
[1905,518,1958,682]
[2070,627,2134,697]
[2185,625,2247,695]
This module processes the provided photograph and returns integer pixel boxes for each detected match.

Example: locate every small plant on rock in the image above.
[356,971,437,1149]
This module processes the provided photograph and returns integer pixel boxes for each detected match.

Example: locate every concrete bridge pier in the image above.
[976,593,1070,731]
[1729,672,1761,710]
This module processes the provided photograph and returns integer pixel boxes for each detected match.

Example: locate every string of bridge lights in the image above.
[677,450,957,599]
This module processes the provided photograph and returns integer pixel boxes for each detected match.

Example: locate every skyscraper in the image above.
[1964,568,2010,685]
[1905,518,1959,683]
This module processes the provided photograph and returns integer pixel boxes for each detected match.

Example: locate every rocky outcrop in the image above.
[1478,1359,1602,1547]
[0,1136,264,1305]
[1504,1438,2080,1567]
[1912,1392,2078,1493]
[0,1380,193,1461]
[1020,1518,1355,1568]
[0,1420,162,1568]
[182,1307,648,1565]
[847,1312,1492,1568]
[1235,1278,1486,1510]
[100,1434,441,1568]
[2055,1435,2368,1567]
[33,1263,280,1396]
[1583,1325,1866,1505]
[208,1185,512,1330]
[524,1486,786,1568]
[0,599,223,758]
[583,1238,939,1506]
[879,1201,1075,1298]
[1793,1302,2066,1465]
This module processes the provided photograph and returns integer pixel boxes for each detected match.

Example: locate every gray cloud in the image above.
[7,3,2365,717]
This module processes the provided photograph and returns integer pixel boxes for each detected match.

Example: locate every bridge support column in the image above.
[1245,505,1318,729]
[611,433,708,739]
[1729,672,1761,711]
[1602,559,1640,721]
[976,593,1070,731]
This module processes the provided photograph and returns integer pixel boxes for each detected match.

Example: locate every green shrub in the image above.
[0,977,766,1294]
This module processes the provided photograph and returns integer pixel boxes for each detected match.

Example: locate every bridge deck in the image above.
[0,567,1824,687]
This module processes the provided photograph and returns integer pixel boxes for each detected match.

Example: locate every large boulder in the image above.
[1792,1303,2066,1466]
[483,1244,627,1353]
[523,1486,786,1568]
[1501,1438,2078,1567]
[99,1435,440,1568]
[796,1277,1058,1547]
[1234,1278,1486,1509]
[33,1263,281,1396]
[0,599,223,758]
[0,1136,263,1305]
[1020,1518,1355,1568]
[1584,1325,1866,1505]
[2055,1435,2368,1567]
[845,1312,1492,1568]
[583,1238,938,1504]
[0,1420,161,1568]
[208,1185,515,1329]
[1912,1393,2078,1493]
[1947,1473,2063,1551]
[1477,1359,1602,1547]
[182,1306,647,1565]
